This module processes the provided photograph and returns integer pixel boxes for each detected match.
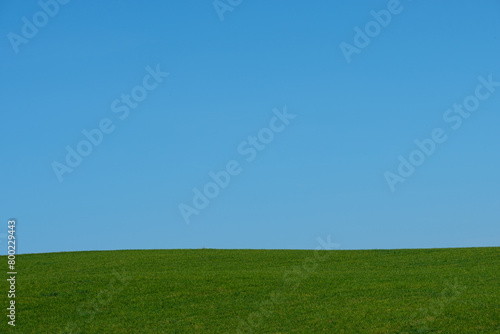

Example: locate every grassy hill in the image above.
[1,247,499,333]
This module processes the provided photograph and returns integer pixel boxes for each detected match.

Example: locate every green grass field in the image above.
[1,247,499,333]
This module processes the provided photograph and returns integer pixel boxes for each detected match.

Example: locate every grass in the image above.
[1,247,499,333]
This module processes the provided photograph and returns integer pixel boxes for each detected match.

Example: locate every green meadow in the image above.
[1,247,499,333]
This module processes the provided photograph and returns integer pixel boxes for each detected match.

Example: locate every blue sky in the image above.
[1,0,499,254]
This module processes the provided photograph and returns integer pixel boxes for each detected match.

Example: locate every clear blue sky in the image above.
[2,1,499,254]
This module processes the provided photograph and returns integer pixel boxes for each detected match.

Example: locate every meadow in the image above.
[1,247,498,333]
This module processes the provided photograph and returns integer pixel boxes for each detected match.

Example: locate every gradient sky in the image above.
[1,1,499,255]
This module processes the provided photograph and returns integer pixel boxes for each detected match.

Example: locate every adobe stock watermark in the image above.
[178,106,296,224]
[7,0,71,54]
[58,269,130,334]
[213,0,243,21]
[339,0,407,64]
[385,74,499,192]
[51,64,169,183]
[236,235,340,333]
[403,278,466,333]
